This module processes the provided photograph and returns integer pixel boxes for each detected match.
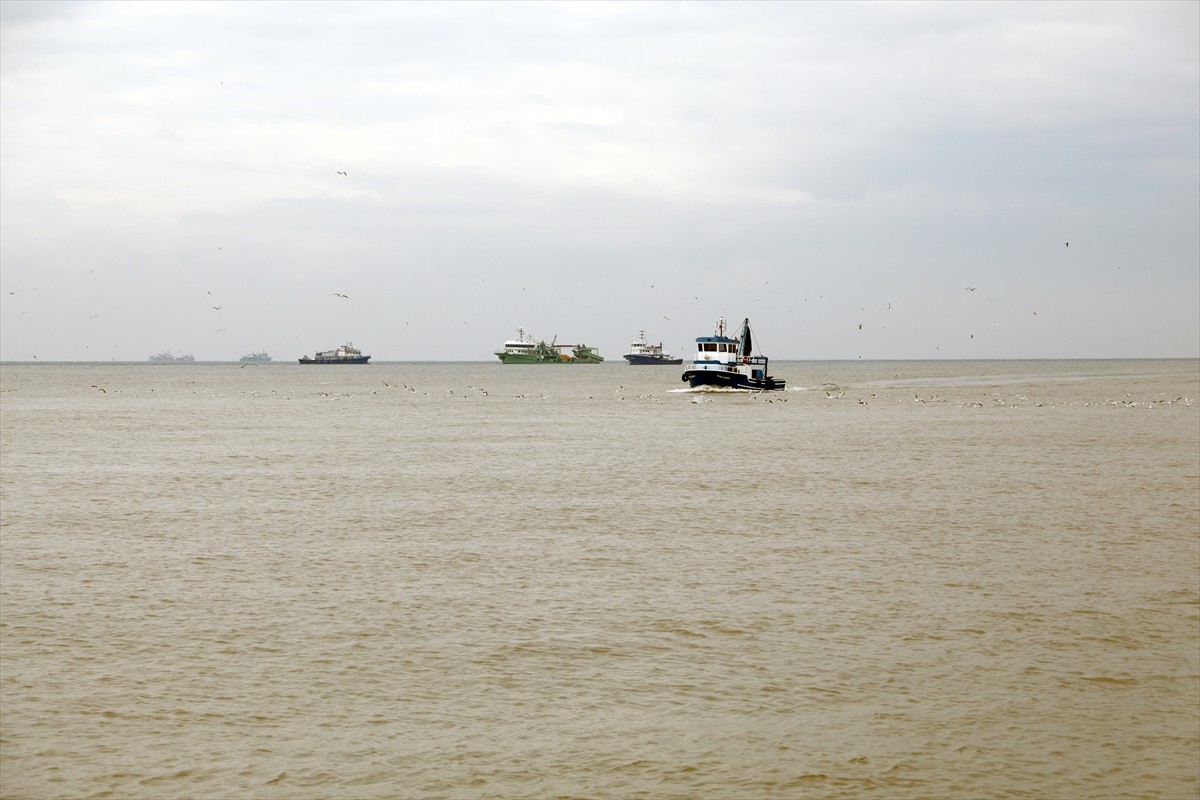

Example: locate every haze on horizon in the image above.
[1,0,1197,362]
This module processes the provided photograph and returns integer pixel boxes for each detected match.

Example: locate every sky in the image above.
[1,0,1197,362]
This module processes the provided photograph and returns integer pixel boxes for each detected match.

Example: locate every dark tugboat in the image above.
[681,317,784,390]
[623,330,682,365]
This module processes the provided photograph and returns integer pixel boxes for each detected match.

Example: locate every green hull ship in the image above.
[495,328,603,364]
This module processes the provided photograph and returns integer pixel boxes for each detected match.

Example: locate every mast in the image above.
[737,318,753,359]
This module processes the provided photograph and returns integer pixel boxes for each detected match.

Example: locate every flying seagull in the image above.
[333,293,349,299]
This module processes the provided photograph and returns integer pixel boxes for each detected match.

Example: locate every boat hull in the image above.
[496,355,601,364]
[682,366,785,391]
[299,356,371,364]
[624,355,683,365]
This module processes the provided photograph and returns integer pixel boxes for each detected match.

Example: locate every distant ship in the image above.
[148,351,195,364]
[298,343,370,364]
[623,331,682,365]
[681,317,785,390]
[239,351,272,363]
[494,328,603,364]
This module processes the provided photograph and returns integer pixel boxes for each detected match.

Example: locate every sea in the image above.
[1,358,1197,800]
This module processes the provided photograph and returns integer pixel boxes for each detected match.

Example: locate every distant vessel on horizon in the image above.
[239,351,272,363]
[299,343,370,364]
[148,351,195,364]
[623,331,682,365]
[494,328,603,364]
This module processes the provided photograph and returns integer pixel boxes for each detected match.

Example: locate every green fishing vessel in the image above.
[495,328,604,364]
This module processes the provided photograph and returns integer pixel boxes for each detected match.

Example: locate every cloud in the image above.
[1,1,1196,360]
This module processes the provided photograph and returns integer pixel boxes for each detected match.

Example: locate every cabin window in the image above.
[702,343,717,352]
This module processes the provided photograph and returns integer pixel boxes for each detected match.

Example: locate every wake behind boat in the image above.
[681,317,784,390]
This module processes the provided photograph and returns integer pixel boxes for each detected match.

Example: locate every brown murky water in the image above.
[2,359,1197,799]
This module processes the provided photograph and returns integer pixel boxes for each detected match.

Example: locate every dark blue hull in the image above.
[682,367,785,391]
[624,355,683,365]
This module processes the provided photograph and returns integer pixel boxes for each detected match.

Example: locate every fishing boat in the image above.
[239,351,272,363]
[623,331,682,365]
[298,343,370,364]
[494,328,603,364]
[681,317,785,390]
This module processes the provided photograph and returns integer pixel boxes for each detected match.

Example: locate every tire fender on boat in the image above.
[681,373,688,382]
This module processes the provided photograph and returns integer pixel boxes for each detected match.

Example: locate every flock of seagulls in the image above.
[0,237,1131,362]
[64,372,1193,412]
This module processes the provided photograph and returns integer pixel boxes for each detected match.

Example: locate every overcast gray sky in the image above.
[1,0,1196,361]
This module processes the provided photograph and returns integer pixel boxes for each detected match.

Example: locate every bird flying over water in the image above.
[333,293,349,299]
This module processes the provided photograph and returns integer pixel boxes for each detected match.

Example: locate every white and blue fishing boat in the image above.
[681,317,785,390]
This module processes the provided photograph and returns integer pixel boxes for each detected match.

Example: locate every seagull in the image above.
[333,293,349,299]
[1065,242,1069,248]
[337,171,347,175]
[212,305,222,310]
[965,287,977,292]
